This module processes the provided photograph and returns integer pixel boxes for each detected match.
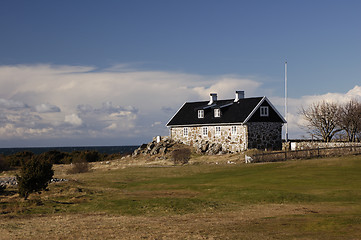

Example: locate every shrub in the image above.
[17,156,54,200]
[0,184,5,194]
[40,150,68,164]
[0,155,10,171]
[6,151,34,167]
[67,157,89,174]
[172,148,191,165]
[66,150,101,164]
[81,151,101,162]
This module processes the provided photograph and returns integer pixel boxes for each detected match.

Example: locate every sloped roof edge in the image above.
[243,96,287,124]
[165,101,187,127]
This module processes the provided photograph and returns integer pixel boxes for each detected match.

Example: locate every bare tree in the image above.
[300,101,342,142]
[337,99,361,142]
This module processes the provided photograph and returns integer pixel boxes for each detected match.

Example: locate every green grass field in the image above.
[1,155,361,239]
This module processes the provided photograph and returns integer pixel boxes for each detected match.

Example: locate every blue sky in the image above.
[0,0,360,147]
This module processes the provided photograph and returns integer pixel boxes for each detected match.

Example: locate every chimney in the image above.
[234,90,245,102]
[208,93,217,105]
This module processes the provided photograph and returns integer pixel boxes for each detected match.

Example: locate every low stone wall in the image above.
[286,141,361,150]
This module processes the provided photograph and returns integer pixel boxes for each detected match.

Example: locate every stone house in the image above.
[166,91,286,153]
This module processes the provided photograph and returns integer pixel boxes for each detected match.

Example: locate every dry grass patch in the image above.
[0,204,358,240]
[122,189,198,199]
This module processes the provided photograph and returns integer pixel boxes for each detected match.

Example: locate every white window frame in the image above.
[202,127,208,136]
[231,126,237,135]
[214,108,221,118]
[198,109,204,118]
[183,127,188,137]
[215,126,221,136]
[260,106,269,117]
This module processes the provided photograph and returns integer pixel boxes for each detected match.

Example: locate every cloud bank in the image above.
[0,64,261,146]
[271,85,361,139]
[0,64,360,146]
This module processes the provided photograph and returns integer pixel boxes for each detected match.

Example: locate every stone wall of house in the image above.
[246,122,283,150]
[170,125,248,153]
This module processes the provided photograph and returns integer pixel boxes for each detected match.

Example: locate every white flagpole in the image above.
[285,61,288,142]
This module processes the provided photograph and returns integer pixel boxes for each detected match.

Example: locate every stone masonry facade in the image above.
[247,122,283,150]
[171,125,247,153]
[170,122,283,153]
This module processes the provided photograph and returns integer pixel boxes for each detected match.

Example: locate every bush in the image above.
[0,155,10,171]
[64,150,102,164]
[39,150,68,164]
[172,148,191,165]
[67,157,89,174]
[17,156,54,200]
[6,151,34,167]
[0,184,5,194]
[81,151,101,162]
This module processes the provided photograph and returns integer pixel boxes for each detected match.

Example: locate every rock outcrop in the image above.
[132,136,225,157]
[132,136,175,157]
[0,177,68,187]
[194,140,224,155]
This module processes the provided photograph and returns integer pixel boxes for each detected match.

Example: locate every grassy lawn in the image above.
[1,155,361,239]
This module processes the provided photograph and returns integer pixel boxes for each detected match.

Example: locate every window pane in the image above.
[260,106,269,117]
[231,126,237,135]
[215,126,221,135]
[202,127,208,136]
[214,109,220,117]
[183,128,188,136]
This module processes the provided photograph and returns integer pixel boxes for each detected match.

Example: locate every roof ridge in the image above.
[185,96,262,104]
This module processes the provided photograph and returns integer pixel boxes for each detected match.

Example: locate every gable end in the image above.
[244,97,286,123]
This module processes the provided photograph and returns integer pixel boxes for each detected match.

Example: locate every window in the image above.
[260,106,269,117]
[215,126,221,136]
[214,108,221,118]
[231,126,237,135]
[202,127,208,136]
[183,127,188,137]
[198,110,204,118]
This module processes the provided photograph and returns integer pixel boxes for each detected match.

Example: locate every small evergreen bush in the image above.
[81,151,101,162]
[0,184,5,194]
[17,156,54,200]
[0,155,10,171]
[172,148,191,165]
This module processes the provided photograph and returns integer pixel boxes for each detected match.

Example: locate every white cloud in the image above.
[34,103,61,113]
[64,114,83,126]
[0,98,28,110]
[0,123,53,139]
[104,123,118,130]
[192,77,261,99]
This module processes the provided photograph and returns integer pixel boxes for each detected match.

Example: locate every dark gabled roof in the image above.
[167,96,286,127]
